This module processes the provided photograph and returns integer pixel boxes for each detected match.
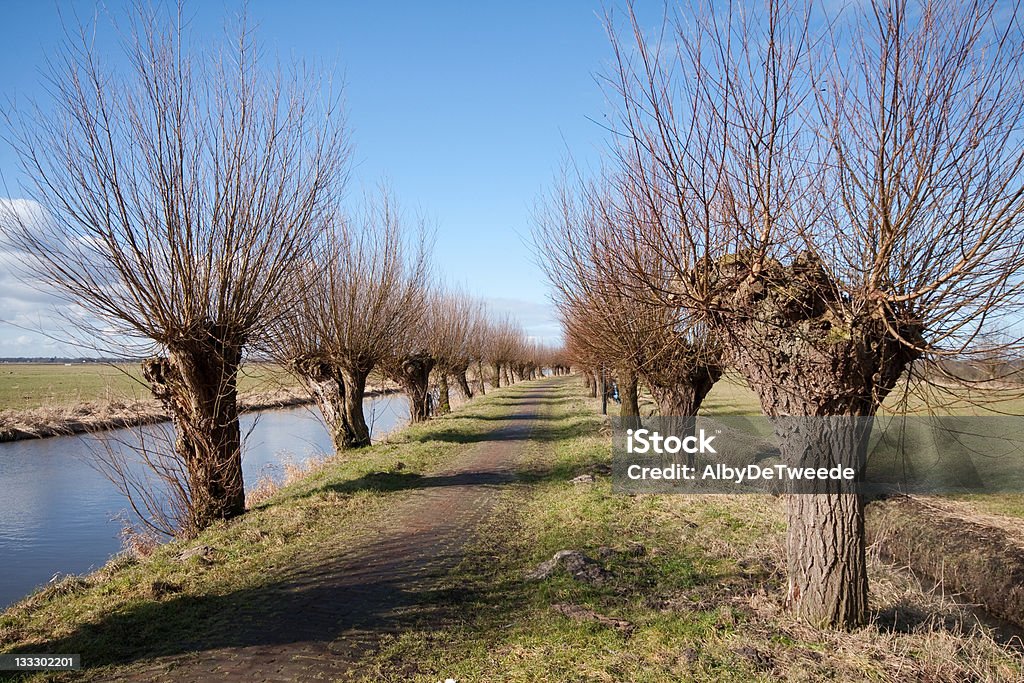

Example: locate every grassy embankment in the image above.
[0,379,517,680]
[2,376,1022,681]
[0,363,393,441]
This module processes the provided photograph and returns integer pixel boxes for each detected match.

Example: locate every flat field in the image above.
[0,362,304,411]
[698,373,1024,417]
[695,375,1024,519]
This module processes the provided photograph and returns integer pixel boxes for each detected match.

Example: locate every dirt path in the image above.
[105,380,557,682]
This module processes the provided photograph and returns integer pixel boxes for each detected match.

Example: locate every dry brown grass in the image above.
[867,496,1024,631]
[245,454,330,509]
[0,385,403,442]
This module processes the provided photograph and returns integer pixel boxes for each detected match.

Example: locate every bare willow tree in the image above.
[460,311,490,398]
[485,315,526,389]
[536,179,642,421]
[511,340,541,381]
[431,292,483,414]
[565,324,601,397]
[607,0,1024,627]
[274,189,429,451]
[535,173,723,430]
[382,287,437,422]
[0,8,348,536]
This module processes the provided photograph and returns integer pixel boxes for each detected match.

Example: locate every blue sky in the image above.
[0,1,650,356]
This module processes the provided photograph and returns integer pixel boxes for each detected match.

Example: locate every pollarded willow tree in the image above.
[564,323,601,398]
[600,178,725,428]
[461,312,491,398]
[511,340,542,381]
[535,173,723,431]
[382,288,438,423]
[431,292,485,414]
[0,8,348,536]
[485,315,526,389]
[274,188,429,451]
[383,294,536,422]
[607,0,1024,627]
[536,178,644,421]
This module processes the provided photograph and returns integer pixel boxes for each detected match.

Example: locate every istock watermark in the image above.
[626,427,718,455]
[611,415,1024,495]
[624,462,857,485]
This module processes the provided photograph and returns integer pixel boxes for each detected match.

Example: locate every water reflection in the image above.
[0,393,407,609]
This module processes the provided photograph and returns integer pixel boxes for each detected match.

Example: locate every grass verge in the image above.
[360,380,1024,682]
[0,382,522,681]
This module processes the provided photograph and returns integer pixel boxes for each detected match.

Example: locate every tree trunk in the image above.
[340,366,371,448]
[292,358,348,453]
[393,352,435,423]
[726,348,910,629]
[476,361,486,395]
[646,365,720,438]
[502,366,511,386]
[437,373,451,414]
[774,415,871,628]
[585,371,597,398]
[492,363,502,388]
[456,368,473,399]
[142,335,245,536]
[600,369,607,415]
[698,250,924,629]
[619,368,641,429]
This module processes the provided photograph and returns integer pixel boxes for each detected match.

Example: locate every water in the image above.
[0,393,408,609]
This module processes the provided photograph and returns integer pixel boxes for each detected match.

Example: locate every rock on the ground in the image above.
[526,549,612,584]
[177,545,215,563]
[551,603,633,634]
[596,543,646,560]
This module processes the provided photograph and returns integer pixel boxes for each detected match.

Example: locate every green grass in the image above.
[698,374,1024,520]
[0,363,306,411]
[699,372,1024,418]
[359,381,1022,682]
[2,377,1021,681]
[0,364,146,410]
[947,493,1024,518]
[700,376,763,416]
[0,382,526,680]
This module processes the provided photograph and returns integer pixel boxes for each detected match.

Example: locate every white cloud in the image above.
[0,197,99,357]
[0,198,47,229]
[483,296,563,345]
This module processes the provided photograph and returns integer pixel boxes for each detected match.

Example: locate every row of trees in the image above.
[0,8,555,538]
[535,176,723,433]
[273,196,556,453]
[538,0,1024,629]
